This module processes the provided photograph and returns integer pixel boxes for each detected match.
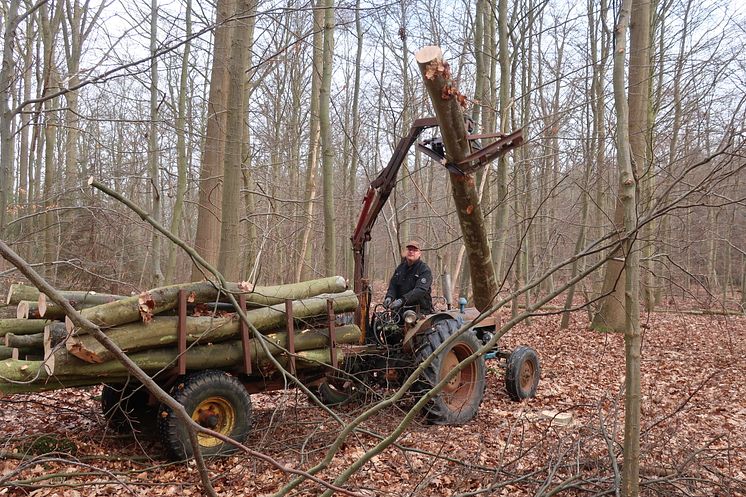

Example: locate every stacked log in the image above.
[0,276,357,396]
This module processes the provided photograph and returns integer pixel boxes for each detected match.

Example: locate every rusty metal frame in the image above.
[285,299,296,375]
[238,295,252,375]
[176,289,188,375]
[327,299,337,367]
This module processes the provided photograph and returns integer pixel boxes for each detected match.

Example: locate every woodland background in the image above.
[0,0,745,495]
[0,0,743,308]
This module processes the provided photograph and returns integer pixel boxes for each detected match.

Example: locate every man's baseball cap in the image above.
[405,240,422,250]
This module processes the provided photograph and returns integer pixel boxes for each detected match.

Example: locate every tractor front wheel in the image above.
[158,370,252,460]
[415,318,485,424]
[505,345,541,401]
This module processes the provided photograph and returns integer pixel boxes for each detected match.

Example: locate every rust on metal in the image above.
[238,295,252,375]
[327,299,337,367]
[457,128,524,173]
[177,289,188,375]
[285,299,296,375]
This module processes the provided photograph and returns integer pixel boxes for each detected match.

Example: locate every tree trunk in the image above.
[41,1,63,281]
[415,46,498,313]
[147,0,164,287]
[191,0,234,281]
[619,0,643,493]
[217,0,254,278]
[5,284,122,307]
[165,0,192,284]
[295,2,324,282]
[320,0,336,275]
[2,345,350,395]
[345,0,363,282]
[492,0,511,283]
[67,302,359,362]
[0,319,52,337]
[0,0,21,235]
[5,332,44,349]
[66,276,347,332]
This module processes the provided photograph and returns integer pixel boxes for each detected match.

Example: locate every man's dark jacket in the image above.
[385,258,433,313]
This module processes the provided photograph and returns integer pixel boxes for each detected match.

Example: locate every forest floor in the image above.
[0,299,744,497]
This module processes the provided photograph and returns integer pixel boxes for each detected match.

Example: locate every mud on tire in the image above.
[158,370,252,460]
[414,318,485,424]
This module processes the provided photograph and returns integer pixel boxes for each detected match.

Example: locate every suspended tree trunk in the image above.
[416,46,497,313]
[320,0,336,276]
[191,0,234,281]
[165,0,192,283]
[148,0,164,287]
[217,0,253,278]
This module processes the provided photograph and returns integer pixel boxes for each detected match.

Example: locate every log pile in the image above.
[0,276,358,395]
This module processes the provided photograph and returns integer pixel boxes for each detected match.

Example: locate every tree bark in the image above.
[2,345,350,395]
[5,332,44,348]
[65,292,359,362]
[191,0,234,281]
[217,0,254,278]
[165,0,192,284]
[415,46,498,313]
[5,284,123,306]
[0,0,21,235]
[64,276,347,332]
[492,0,511,283]
[295,2,324,282]
[147,0,164,287]
[0,318,52,337]
[320,0,336,276]
[615,0,642,493]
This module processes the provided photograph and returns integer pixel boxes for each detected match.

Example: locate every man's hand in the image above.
[383,297,392,308]
[390,299,404,311]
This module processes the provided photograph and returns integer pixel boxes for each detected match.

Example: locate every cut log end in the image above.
[38,293,47,317]
[87,176,95,186]
[16,302,29,320]
[415,45,443,64]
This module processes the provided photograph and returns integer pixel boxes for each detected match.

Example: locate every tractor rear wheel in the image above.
[505,345,540,401]
[158,370,252,460]
[414,318,485,424]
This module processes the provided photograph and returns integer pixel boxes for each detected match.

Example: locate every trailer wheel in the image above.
[158,370,252,460]
[415,318,485,425]
[505,346,540,401]
[101,383,152,433]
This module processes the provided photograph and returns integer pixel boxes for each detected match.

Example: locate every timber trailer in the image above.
[101,118,541,460]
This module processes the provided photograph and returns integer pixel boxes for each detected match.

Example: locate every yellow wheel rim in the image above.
[191,396,236,448]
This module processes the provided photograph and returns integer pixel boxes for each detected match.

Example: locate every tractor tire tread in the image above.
[158,369,251,461]
[414,318,485,425]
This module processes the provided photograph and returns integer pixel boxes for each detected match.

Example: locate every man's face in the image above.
[404,245,421,265]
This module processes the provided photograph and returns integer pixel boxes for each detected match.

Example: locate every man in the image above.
[383,240,433,314]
